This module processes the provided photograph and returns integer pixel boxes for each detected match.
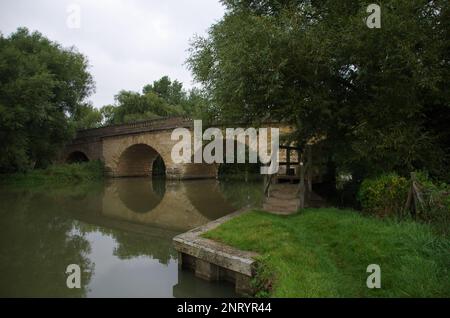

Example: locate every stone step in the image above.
[265,197,299,205]
[263,204,298,214]
[271,194,298,199]
[269,191,298,200]
[267,198,307,205]
[263,203,298,211]
[268,184,298,197]
[263,184,327,214]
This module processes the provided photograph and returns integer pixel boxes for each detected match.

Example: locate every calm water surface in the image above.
[0,178,263,297]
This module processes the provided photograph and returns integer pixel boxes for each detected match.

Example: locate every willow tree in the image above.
[188,0,449,182]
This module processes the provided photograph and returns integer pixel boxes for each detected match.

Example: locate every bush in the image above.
[409,172,450,236]
[358,172,450,236]
[1,160,104,186]
[44,160,104,182]
[357,173,409,217]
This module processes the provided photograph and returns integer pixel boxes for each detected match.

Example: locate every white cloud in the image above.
[0,0,224,107]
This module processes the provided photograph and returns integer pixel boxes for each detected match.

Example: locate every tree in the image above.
[71,103,102,130]
[100,89,179,125]
[143,75,186,106]
[0,28,94,171]
[184,88,212,120]
[188,0,450,181]
[100,76,210,125]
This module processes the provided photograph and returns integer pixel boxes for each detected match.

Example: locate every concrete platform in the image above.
[173,209,259,296]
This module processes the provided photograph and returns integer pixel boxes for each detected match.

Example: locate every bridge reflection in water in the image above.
[66,178,262,297]
[102,178,238,231]
[0,176,264,297]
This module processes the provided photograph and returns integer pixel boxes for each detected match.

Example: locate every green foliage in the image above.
[251,255,275,298]
[0,28,95,172]
[358,173,409,217]
[143,76,185,106]
[1,160,104,187]
[358,172,450,235]
[203,209,450,297]
[71,103,102,129]
[409,172,450,235]
[100,76,209,125]
[188,0,450,180]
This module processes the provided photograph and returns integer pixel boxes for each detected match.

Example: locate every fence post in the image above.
[307,144,312,194]
[298,154,305,210]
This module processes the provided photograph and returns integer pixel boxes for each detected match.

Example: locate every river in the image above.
[0,177,264,297]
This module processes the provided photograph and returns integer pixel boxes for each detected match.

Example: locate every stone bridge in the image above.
[61,117,294,179]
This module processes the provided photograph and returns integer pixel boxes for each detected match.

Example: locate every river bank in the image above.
[202,208,450,297]
[0,161,104,188]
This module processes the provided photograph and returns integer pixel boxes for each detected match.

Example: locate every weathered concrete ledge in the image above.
[173,209,259,296]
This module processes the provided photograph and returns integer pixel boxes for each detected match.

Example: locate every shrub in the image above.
[44,160,104,182]
[251,255,275,298]
[357,173,409,217]
[1,160,104,186]
[407,172,450,236]
[358,172,450,236]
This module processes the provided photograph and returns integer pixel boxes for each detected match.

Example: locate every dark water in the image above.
[0,178,264,297]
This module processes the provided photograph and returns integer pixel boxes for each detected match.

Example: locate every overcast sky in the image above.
[0,0,224,108]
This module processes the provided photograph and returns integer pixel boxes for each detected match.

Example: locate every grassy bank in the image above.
[0,161,104,187]
[203,208,450,297]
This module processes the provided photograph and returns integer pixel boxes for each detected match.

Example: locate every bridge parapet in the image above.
[74,117,193,141]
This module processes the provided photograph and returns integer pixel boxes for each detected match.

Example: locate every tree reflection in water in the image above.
[0,177,263,297]
[0,190,93,297]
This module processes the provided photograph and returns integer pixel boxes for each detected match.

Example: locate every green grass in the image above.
[0,161,104,188]
[203,208,450,298]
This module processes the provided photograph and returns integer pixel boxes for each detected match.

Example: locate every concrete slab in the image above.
[173,209,259,295]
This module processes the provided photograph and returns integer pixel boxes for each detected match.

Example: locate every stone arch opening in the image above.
[66,151,89,164]
[117,144,166,177]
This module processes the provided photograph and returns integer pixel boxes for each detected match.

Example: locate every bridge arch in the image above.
[117,143,166,177]
[66,151,89,164]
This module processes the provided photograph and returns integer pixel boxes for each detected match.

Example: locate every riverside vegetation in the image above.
[203,209,450,298]
[0,161,104,188]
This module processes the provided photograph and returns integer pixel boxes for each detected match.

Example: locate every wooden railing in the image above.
[264,145,303,198]
[264,144,314,210]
